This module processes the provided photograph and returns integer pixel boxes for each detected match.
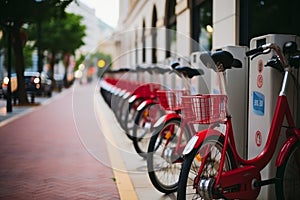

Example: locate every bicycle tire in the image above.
[123,98,144,140]
[132,103,164,158]
[177,134,235,200]
[116,96,129,129]
[275,140,300,200]
[147,118,190,194]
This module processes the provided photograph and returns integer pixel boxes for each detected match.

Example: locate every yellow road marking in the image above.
[94,93,138,200]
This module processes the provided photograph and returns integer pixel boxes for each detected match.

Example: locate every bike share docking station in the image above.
[190,35,300,199]
[191,46,249,159]
[248,34,300,199]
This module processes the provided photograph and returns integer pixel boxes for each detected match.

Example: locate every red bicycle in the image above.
[177,42,300,200]
[147,66,204,194]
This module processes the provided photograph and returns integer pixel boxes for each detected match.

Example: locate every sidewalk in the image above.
[0,82,119,200]
[0,80,175,200]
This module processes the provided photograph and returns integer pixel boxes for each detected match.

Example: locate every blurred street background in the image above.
[1,0,299,199]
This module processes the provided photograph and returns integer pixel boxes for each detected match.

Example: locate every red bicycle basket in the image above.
[181,94,227,124]
[156,90,190,111]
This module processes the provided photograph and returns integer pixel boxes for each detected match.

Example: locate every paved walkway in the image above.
[0,82,119,200]
[0,80,176,200]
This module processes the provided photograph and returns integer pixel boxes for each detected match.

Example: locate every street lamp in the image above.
[97,59,106,68]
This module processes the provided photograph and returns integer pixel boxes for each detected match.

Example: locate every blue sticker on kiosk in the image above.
[252,91,265,116]
[213,88,220,94]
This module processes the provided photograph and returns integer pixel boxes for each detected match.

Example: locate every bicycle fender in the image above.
[128,95,137,103]
[118,89,127,97]
[123,92,131,99]
[137,99,155,111]
[276,135,298,167]
[183,129,224,155]
[153,113,181,128]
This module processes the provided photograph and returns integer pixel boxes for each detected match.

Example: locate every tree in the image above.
[0,0,74,105]
[36,13,86,87]
[26,12,86,88]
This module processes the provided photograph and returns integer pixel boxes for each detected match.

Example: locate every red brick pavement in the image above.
[0,82,120,200]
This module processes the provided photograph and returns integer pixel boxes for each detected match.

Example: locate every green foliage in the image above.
[0,0,73,24]
[0,0,75,104]
[27,12,86,54]
[74,54,85,71]
[0,28,33,71]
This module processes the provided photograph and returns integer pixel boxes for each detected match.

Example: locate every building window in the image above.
[142,20,146,63]
[240,0,300,45]
[152,5,157,64]
[190,0,213,52]
[135,29,138,64]
[165,0,177,58]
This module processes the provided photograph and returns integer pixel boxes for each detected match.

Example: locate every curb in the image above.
[94,91,139,200]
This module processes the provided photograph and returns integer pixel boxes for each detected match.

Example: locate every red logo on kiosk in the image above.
[256,59,264,88]
[258,59,264,73]
[255,130,262,147]
[257,74,263,88]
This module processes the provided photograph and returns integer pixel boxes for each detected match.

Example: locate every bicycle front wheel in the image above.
[123,98,144,140]
[177,135,235,200]
[147,118,190,194]
[276,141,300,200]
[132,103,165,158]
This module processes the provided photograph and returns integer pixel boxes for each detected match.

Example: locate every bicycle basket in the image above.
[156,90,190,111]
[181,94,227,124]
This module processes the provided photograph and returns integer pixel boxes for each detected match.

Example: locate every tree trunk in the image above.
[49,51,56,89]
[11,23,29,105]
[63,52,70,87]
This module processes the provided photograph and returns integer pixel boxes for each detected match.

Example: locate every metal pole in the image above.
[37,20,43,73]
[6,25,12,112]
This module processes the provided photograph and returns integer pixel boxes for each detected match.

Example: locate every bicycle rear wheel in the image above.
[276,141,300,200]
[123,98,144,140]
[147,118,190,194]
[177,134,235,200]
[132,103,164,158]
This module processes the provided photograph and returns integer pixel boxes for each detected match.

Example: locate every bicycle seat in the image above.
[283,41,300,68]
[136,65,153,74]
[283,41,300,55]
[174,66,204,78]
[171,62,180,69]
[152,65,171,74]
[200,50,242,72]
[118,68,131,72]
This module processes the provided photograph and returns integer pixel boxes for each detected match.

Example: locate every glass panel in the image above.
[249,0,300,39]
[198,1,212,51]
[170,24,177,56]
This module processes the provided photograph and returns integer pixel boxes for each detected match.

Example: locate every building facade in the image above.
[113,0,300,68]
[66,0,113,56]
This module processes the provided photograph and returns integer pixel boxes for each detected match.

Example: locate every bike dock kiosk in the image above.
[100,33,300,200]
[191,38,300,199]
[248,34,300,199]
[191,46,249,159]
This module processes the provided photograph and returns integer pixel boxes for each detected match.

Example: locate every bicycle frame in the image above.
[189,66,300,199]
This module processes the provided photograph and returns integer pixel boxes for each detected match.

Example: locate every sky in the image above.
[83,0,119,28]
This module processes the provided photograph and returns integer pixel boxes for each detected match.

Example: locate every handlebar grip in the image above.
[245,46,264,56]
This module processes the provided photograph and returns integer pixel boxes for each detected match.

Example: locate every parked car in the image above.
[2,71,42,103]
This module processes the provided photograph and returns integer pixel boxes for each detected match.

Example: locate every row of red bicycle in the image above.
[100,41,300,200]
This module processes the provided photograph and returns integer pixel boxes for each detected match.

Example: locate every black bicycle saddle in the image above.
[200,50,242,71]
[174,66,204,78]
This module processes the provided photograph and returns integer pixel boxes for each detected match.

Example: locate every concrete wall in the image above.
[114,0,239,68]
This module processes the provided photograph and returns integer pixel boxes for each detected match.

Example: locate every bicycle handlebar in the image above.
[245,43,275,56]
[246,43,288,68]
